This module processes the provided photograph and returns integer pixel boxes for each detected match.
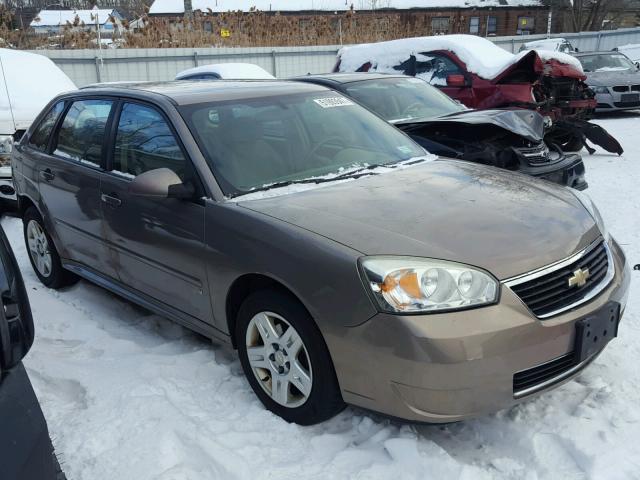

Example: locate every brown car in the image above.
[11,81,631,425]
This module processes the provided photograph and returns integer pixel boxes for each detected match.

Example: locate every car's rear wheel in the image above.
[23,207,77,289]
[236,289,345,425]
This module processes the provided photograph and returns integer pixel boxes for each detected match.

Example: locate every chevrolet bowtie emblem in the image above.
[568,268,590,288]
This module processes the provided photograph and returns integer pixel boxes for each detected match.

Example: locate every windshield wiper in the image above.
[229,165,383,198]
[230,157,430,199]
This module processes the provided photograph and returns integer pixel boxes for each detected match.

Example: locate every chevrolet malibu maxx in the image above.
[12,81,630,425]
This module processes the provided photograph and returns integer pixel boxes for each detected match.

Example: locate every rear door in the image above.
[27,98,117,278]
[99,100,210,321]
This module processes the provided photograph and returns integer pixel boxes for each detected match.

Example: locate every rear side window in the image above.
[53,99,114,167]
[113,103,187,179]
[28,101,65,151]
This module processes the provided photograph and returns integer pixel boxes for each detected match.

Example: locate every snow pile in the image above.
[150,0,542,15]
[0,49,76,134]
[1,115,639,479]
[176,63,275,80]
[337,34,583,79]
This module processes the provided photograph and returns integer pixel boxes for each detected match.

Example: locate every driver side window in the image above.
[415,53,463,86]
[113,103,187,179]
[53,99,114,166]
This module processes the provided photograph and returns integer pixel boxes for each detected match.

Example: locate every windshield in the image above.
[344,77,464,122]
[578,53,637,72]
[181,92,425,197]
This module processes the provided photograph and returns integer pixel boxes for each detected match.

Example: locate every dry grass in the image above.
[0,10,463,49]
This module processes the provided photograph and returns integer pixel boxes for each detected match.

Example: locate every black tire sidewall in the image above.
[236,289,345,425]
[23,207,74,289]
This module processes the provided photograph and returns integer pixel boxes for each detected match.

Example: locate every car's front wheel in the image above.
[23,207,77,289]
[236,289,345,425]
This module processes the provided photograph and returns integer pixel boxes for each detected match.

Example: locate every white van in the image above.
[0,49,76,207]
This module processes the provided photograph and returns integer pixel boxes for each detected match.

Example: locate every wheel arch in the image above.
[225,273,316,349]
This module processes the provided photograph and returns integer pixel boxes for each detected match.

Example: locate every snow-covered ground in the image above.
[2,114,639,480]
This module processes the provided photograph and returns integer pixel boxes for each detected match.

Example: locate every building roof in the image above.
[30,7,118,27]
[149,0,543,15]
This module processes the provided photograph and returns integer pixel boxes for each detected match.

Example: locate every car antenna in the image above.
[0,55,17,134]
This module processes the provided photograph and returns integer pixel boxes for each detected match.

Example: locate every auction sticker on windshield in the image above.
[314,97,355,108]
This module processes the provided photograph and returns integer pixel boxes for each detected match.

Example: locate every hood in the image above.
[585,68,640,86]
[395,109,544,143]
[492,50,586,83]
[238,160,600,280]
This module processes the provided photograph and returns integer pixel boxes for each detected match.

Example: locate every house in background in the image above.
[30,6,124,36]
[147,0,559,38]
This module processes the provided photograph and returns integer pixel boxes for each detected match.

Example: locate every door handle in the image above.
[40,169,55,182]
[101,193,122,208]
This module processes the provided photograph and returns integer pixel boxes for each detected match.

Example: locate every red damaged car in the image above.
[334,35,621,154]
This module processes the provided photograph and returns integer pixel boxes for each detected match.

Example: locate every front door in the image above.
[100,101,210,321]
[28,98,117,278]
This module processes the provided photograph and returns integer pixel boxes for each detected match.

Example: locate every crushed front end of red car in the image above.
[335,36,621,154]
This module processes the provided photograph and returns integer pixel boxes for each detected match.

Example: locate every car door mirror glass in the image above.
[128,167,184,198]
[0,227,34,372]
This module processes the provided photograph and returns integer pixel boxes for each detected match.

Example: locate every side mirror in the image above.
[574,47,579,53]
[446,74,467,87]
[128,168,194,199]
[0,226,34,373]
[636,62,640,69]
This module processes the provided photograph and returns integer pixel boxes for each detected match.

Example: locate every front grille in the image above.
[513,353,577,393]
[614,101,640,107]
[632,85,640,92]
[514,142,549,165]
[507,241,611,318]
[552,78,579,101]
[613,85,629,92]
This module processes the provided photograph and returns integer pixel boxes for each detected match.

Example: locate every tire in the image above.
[23,207,78,289]
[236,289,345,425]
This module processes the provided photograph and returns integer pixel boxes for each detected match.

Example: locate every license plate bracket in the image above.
[621,93,639,102]
[574,302,620,362]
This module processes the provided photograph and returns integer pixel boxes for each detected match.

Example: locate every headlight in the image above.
[360,256,499,313]
[592,86,609,94]
[0,135,13,156]
[571,188,609,239]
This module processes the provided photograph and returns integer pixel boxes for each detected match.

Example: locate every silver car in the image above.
[574,51,640,112]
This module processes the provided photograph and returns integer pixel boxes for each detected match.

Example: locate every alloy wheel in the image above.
[26,220,52,278]
[245,311,313,408]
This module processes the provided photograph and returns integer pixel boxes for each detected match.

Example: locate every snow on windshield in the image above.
[337,35,583,80]
[231,156,436,201]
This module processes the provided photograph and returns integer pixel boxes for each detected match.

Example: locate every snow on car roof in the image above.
[30,7,117,27]
[522,38,569,50]
[337,34,583,80]
[0,49,76,133]
[149,0,541,15]
[615,43,640,62]
[175,63,275,80]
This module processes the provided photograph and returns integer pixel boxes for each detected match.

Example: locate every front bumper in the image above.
[593,90,640,112]
[328,238,630,423]
[0,164,16,203]
[520,152,587,190]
